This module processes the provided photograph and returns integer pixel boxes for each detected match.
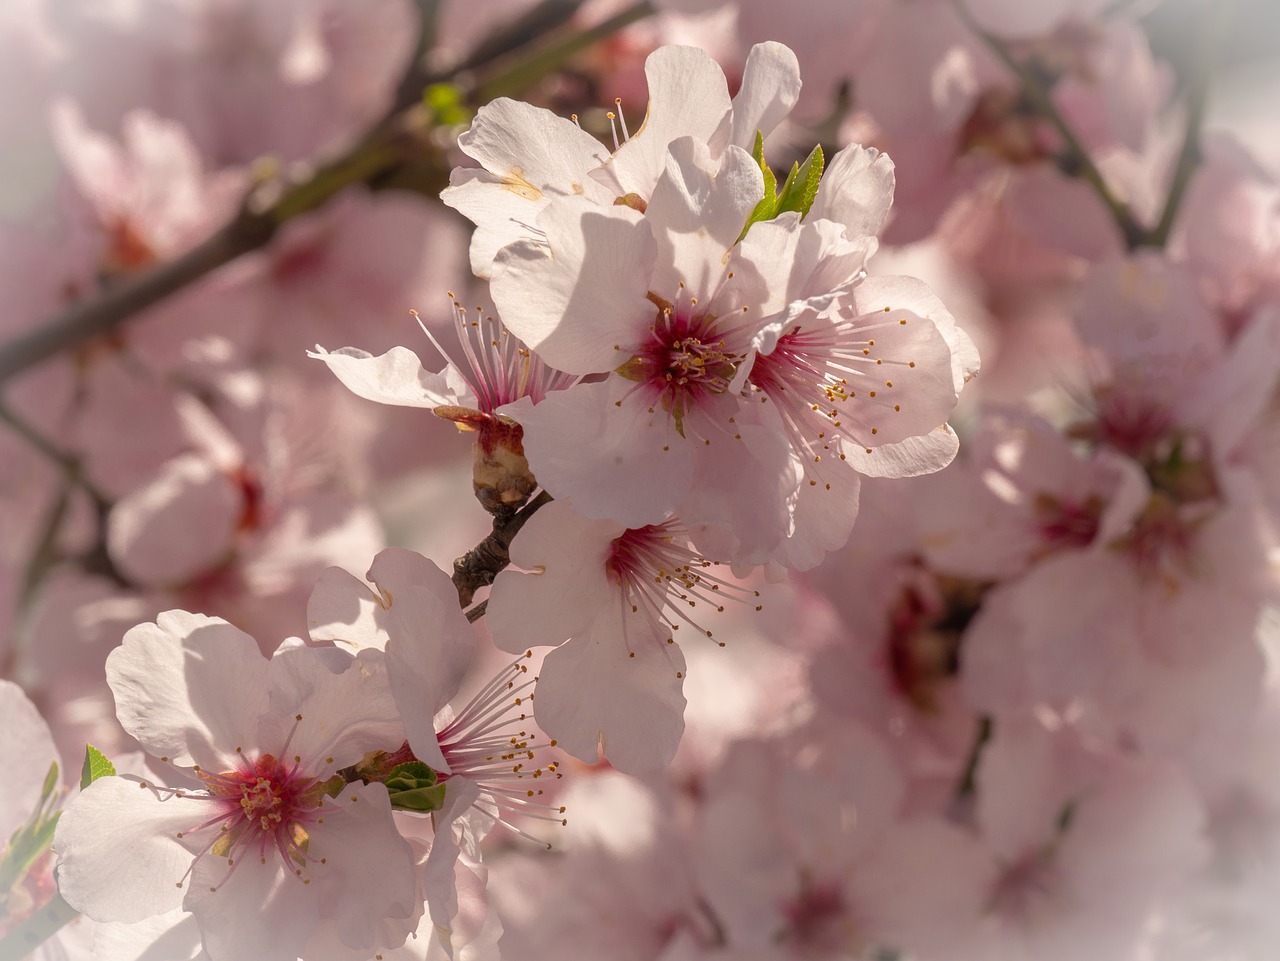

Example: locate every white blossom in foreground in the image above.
[52,611,418,961]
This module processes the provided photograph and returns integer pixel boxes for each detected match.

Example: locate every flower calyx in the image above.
[434,406,538,518]
[348,743,448,814]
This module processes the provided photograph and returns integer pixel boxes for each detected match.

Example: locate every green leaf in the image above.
[774,143,825,220]
[738,131,780,243]
[423,83,472,127]
[40,762,59,805]
[80,745,115,791]
[0,762,62,894]
[385,761,447,813]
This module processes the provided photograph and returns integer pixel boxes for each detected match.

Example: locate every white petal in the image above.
[54,777,194,923]
[508,382,697,528]
[852,425,960,478]
[485,500,618,653]
[309,345,475,410]
[106,454,241,588]
[264,645,403,773]
[592,45,732,199]
[725,41,802,152]
[809,143,897,240]
[107,612,269,771]
[533,610,687,773]
[0,680,60,845]
[384,582,478,773]
[490,197,655,374]
[453,98,609,201]
[646,138,763,297]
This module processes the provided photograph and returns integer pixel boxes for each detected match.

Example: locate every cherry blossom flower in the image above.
[450,43,976,564]
[53,612,417,961]
[486,498,762,771]
[693,723,989,959]
[948,718,1208,961]
[307,546,564,947]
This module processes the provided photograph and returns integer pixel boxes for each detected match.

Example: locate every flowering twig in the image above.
[952,0,1147,248]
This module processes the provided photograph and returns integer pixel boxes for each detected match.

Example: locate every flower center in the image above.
[987,848,1067,926]
[604,519,761,648]
[167,718,337,892]
[616,293,744,437]
[778,875,858,953]
[1032,492,1103,552]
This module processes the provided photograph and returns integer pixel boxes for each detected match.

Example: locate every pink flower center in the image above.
[169,727,333,891]
[749,309,920,484]
[987,848,1066,926]
[779,877,858,952]
[616,293,744,436]
[604,520,761,649]
[1032,493,1102,551]
[419,297,576,413]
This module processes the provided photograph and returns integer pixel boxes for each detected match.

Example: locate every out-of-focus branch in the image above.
[0,0,655,387]
[954,715,993,801]
[0,892,78,961]
[1143,1,1229,248]
[953,1,1148,249]
[473,0,656,104]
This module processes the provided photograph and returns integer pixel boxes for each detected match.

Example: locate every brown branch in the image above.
[453,490,553,609]
[1142,1,1228,248]
[0,0,656,387]
[952,0,1147,248]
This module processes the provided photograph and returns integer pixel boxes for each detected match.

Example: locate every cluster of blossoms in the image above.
[2,1,1279,960]
[318,40,976,771]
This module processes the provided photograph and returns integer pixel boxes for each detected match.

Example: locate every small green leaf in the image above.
[386,760,437,787]
[774,144,825,220]
[80,745,115,791]
[389,784,447,813]
[40,762,59,804]
[385,761,446,813]
[738,132,825,242]
[423,83,472,127]
[738,158,779,242]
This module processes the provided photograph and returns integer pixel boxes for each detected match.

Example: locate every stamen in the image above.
[413,303,577,412]
[433,655,567,844]
[614,99,630,141]
[606,519,761,649]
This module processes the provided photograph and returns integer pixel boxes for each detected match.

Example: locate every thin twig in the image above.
[955,715,994,800]
[952,0,1147,248]
[1143,1,1228,248]
[473,0,657,104]
[453,490,553,608]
